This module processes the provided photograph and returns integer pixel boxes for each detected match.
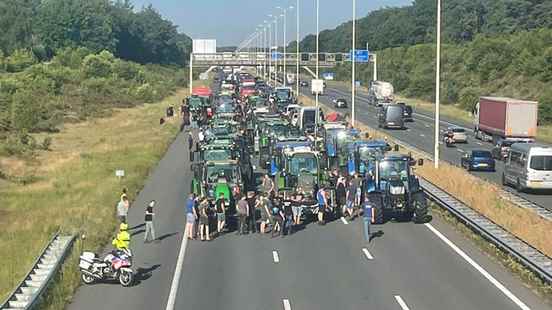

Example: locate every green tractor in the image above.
[370,152,428,224]
[191,160,244,202]
[274,147,325,210]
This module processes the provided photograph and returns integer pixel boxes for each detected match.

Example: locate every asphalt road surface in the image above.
[301,84,552,211]
[68,119,550,309]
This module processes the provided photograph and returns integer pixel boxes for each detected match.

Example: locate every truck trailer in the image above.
[473,97,538,143]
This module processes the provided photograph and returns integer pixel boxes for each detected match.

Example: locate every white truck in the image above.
[368,81,394,105]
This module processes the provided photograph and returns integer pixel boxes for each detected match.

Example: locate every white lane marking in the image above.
[340,217,349,225]
[425,223,531,310]
[362,248,374,260]
[457,148,465,153]
[273,250,280,263]
[283,299,292,310]
[165,228,190,310]
[394,296,411,310]
[424,124,430,128]
[420,134,425,137]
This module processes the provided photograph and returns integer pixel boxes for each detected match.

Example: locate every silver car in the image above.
[447,127,468,143]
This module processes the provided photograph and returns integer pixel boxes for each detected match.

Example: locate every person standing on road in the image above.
[283,200,293,236]
[345,180,355,219]
[144,200,156,243]
[336,176,347,218]
[198,198,210,241]
[262,174,275,197]
[236,195,249,235]
[291,192,303,226]
[117,195,129,224]
[271,199,283,238]
[185,194,197,240]
[362,195,375,242]
[258,194,271,234]
[215,193,226,235]
[316,187,328,225]
[247,191,257,234]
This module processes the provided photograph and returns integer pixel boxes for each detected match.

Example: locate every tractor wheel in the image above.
[412,192,428,223]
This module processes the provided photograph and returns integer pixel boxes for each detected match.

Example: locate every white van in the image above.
[297,107,323,134]
[503,143,552,191]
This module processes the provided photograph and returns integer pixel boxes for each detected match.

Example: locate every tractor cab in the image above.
[191,160,243,201]
[275,148,321,204]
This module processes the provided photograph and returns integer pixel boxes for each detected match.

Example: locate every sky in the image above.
[130,0,411,46]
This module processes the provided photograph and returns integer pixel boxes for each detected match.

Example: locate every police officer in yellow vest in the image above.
[112,223,131,251]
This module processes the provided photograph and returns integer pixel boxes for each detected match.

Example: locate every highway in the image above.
[301,83,552,211]
[67,81,551,310]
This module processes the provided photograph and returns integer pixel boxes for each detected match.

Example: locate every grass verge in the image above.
[0,88,188,307]
[299,94,552,259]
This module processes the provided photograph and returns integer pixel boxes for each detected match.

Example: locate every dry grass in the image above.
[0,89,186,304]
[299,94,552,258]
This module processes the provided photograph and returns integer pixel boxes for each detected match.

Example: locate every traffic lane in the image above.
[174,232,287,310]
[68,130,192,310]
[306,89,552,210]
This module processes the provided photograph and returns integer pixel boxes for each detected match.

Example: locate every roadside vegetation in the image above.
[0,0,193,304]
[292,0,552,128]
[299,94,552,260]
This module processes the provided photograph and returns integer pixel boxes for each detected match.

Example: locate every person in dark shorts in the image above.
[246,191,257,233]
[271,199,284,238]
[198,198,210,241]
[257,194,271,234]
[282,200,294,236]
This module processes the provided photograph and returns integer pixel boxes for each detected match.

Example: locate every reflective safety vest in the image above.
[112,231,130,250]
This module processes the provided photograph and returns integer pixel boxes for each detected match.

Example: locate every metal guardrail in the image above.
[1,232,76,310]
[420,178,552,284]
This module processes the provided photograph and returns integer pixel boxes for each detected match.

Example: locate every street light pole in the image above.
[434,0,441,168]
[283,10,287,86]
[267,16,273,86]
[296,0,300,97]
[351,0,356,127]
[264,25,268,77]
[275,16,279,86]
[315,0,320,137]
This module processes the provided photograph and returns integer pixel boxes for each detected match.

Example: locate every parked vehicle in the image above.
[503,144,552,191]
[444,127,468,143]
[368,81,394,105]
[79,250,134,287]
[333,98,348,108]
[461,150,495,171]
[473,97,538,144]
[377,104,405,129]
[300,80,309,87]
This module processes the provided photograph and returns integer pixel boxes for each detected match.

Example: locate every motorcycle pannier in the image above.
[79,252,96,269]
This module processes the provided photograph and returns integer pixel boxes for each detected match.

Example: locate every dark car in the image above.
[377,104,405,129]
[300,81,309,87]
[397,103,413,122]
[333,98,347,108]
[461,150,495,171]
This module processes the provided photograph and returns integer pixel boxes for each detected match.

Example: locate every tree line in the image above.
[0,0,191,157]
[291,0,552,124]
[0,0,191,65]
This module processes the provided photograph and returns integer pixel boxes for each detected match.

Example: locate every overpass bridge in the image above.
[189,52,372,68]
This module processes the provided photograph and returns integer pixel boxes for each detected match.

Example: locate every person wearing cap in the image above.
[144,200,156,243]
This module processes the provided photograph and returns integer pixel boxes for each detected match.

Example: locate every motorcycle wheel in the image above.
[119,270,134,287]
[81,273,95,285]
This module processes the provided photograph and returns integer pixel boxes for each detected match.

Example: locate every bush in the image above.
[4,50,37,73]
[82,51,115,78]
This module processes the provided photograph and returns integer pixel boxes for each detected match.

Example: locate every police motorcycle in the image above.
[79,225,134,286]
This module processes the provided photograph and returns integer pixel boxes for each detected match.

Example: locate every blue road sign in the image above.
[271,51,283,60]
[322,72,335,80]
[349,49,369,63]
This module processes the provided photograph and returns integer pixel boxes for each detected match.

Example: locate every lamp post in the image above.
[274,16,279,86]
[267,15,273,86]
[315,0,320,137]
[296,0,300,96]
[351,0,356,127]
[434,0,441,168]
[277,6,294,86]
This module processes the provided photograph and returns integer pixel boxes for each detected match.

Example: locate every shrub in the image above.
[5,50,37,73]
[82,51,115,78]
